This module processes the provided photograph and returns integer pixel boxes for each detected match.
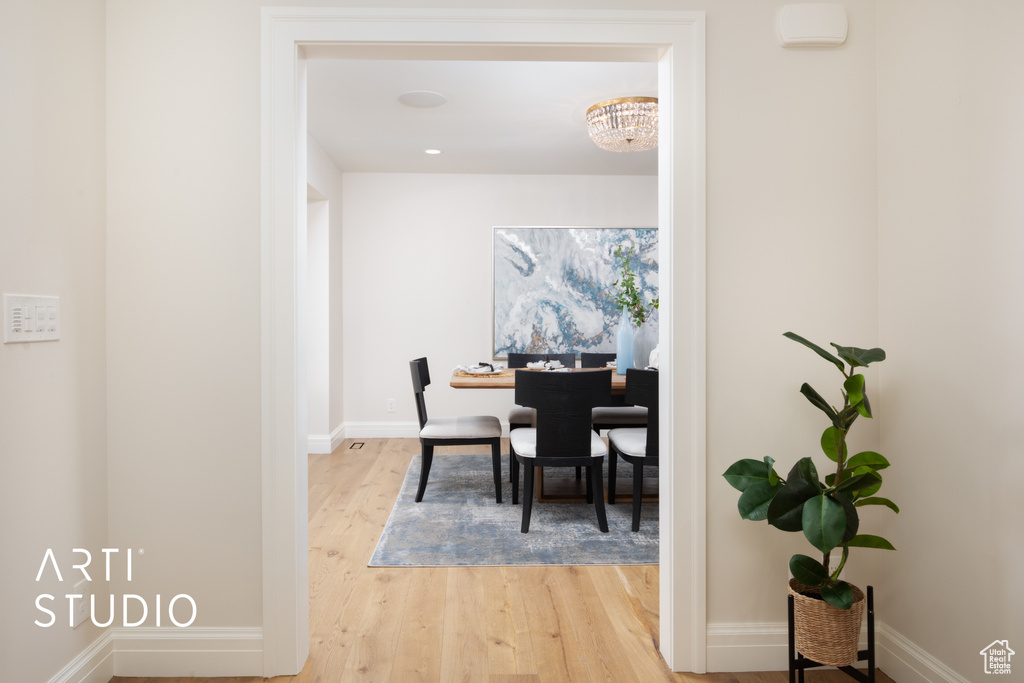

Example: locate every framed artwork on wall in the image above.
[492,226,658,359]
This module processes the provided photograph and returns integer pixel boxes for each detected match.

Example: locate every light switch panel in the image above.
[4,294,60,343]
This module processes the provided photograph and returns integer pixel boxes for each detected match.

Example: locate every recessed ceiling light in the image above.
[424,149,443,155]
[398,91,448,108]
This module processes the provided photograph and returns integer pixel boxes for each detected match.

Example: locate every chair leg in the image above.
[576,466,582,480]
[414,442,434,503]
[607,444,618,505]
[585,465,594,504]
[491,439,503,504]
[521,461,535,533]
[511,453,519,504]
[590,460,609,533]
[632,462,643,532]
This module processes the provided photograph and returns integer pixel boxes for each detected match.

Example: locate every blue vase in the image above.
[615,309,634,375]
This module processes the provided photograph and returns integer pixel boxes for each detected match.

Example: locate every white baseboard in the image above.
[48,631,114,683]
[706,621,789,672]
[707,620,972,682]
[110,627,263,677]
[877,623,971,683]
[308,422,346,454]
[344,421,420,439]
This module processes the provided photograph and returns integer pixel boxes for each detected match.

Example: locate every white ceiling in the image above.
[306,58,659,176]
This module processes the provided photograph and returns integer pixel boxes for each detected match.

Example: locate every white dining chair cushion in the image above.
[507,406,534,426]
[420,415,502,440]
[509,428,608,458]
[608,428,648,458]
[592,406,648,425]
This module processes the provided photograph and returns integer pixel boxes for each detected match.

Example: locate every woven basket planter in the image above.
[788,579,866,667]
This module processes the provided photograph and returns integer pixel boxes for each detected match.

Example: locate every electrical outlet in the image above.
[386,398,396,413]
[72,578,89,628]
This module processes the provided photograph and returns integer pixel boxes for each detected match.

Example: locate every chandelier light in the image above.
[585,96,659,152]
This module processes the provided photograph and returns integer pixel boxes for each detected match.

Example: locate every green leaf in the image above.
[844,534,896,550]
[821,581,855,610]
[847,451,890,471]
[790,554,829,587]
[802,494,846,553]
[833,471,883,495]
[737,480,782,521]
[855,392,872,418]
[765,456,780,486]
[799,383,840,428]
[831,343,886,368]
[844,374,866,411]
[784,332,845,371]
[820,427,843,462]
[767,479,818,532]
[723,459,773,492]
[788,458,821,490]
[855,497,900,513]
[837,494,859,543]
[852,466,882,498]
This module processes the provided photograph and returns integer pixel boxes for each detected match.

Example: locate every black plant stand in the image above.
[788,585,875,683]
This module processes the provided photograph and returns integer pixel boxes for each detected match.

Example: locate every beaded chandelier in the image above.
[585,96,659,152]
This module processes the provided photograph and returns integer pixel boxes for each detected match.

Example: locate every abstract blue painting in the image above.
[492,227,658,358]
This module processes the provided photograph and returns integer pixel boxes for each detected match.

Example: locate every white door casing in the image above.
[260,7,706,675]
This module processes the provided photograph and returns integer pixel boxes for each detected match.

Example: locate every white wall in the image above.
[701,0,881,654]
[100,0,882,676]
[106,0,264,636]
[340,173,658,435]
[306,192,330,443]
[308,137,347,451]
[0,1,110,681]
[876,1,1024,680]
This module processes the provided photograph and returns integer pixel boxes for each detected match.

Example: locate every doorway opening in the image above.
[261,8,706,676]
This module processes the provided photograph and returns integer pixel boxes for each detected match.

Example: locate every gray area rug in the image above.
[369,453,658,566]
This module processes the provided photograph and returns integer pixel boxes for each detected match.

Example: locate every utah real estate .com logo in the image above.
[980,640,1014,676]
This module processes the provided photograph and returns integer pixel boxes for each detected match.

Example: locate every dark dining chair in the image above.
[506,352,579,481]
[581,353,648,434]
[409,357,503,504]
[509,368,612,533]
[607,368,659,531]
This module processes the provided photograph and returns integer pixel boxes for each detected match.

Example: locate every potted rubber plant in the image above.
[722,332,898,666]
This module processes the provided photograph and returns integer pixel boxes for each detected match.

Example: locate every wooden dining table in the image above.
[449,367,652,502]
[449,367,627,392]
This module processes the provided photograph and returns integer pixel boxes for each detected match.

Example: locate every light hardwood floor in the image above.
[111,438,894,683]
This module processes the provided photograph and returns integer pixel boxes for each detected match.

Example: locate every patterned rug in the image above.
[369,452,659,566]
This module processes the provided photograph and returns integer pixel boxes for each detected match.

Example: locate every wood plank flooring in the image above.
[110,438,894,683]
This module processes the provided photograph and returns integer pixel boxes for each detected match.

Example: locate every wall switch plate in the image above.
[4,294,60,343]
